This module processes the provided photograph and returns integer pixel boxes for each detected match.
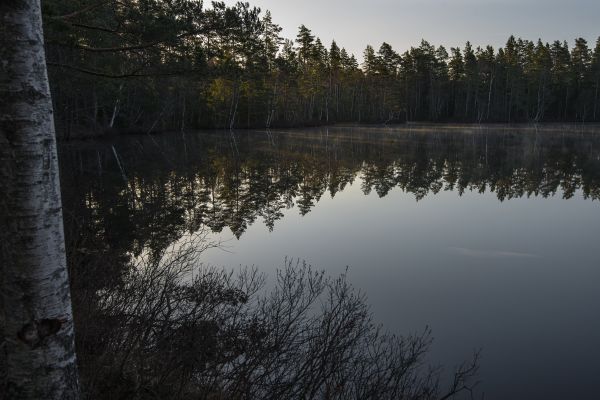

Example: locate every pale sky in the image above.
[222,0,599,58]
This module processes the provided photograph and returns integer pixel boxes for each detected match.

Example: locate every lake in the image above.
[59,125,600,400]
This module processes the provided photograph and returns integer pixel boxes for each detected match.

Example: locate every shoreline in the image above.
[58,121,600,143]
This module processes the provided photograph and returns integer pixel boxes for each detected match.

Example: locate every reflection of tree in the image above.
[60,128,600,261]
[72,238,479,400]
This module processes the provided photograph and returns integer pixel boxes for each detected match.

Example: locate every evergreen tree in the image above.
[591,37,600,120]
[363,45,377,75]
[261,10,283,71]
[571,38,592,119]
[377,42,399,75]
[329,40,342,72]
[296,25,315,66]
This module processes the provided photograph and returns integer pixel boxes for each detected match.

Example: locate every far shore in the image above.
[57,121,600,142]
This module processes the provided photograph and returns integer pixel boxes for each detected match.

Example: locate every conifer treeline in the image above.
[43,1,600,138]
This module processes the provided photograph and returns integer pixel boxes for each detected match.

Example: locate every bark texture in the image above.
[0,1,80,398]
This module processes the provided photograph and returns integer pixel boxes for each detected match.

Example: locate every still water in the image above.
[60,125,600,399]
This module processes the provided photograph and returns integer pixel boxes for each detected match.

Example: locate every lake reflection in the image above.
[60,126,600,400]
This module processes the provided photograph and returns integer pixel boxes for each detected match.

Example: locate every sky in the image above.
[222,0,599,59]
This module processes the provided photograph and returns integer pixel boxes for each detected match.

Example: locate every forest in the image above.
[43,1,600,139]
[4,0,600,398]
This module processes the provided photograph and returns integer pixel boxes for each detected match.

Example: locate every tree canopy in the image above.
[42,1,600,138]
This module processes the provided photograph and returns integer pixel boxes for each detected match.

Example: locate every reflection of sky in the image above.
[201,178,600,400]
[222,0,600,61]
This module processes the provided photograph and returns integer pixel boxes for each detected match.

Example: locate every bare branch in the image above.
[50,0,113,20]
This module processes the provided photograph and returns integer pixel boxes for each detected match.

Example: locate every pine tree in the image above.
[377,42,399,75]
[329,40,342,72]
[296,25,315,66]
[550,40,572,119]
[363,45,377,75]
[570,38,592,119]
[591,37,600,120]
[261,10,283,72]
[463,42,478,118]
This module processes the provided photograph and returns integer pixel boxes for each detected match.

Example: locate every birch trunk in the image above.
[0,1,80,399]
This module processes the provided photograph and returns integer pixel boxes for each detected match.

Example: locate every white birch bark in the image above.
[0,1,80,399]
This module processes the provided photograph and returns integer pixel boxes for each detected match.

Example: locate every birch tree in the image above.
[0,0,80,399]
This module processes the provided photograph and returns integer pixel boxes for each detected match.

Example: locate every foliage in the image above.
[42,2,600,138]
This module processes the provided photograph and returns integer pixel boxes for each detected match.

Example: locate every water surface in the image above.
[60,125,600,399]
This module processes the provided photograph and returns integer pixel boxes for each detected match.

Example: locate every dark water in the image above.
[60,125,600,400]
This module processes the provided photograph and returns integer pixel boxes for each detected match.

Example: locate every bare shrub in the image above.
[72,235,478,400]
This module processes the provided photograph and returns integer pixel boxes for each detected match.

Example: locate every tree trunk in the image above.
[594,77,599,121]
[108,84,123,129]
[0,1,80,399]
[180,93,186,133]
[486,72,495,121]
